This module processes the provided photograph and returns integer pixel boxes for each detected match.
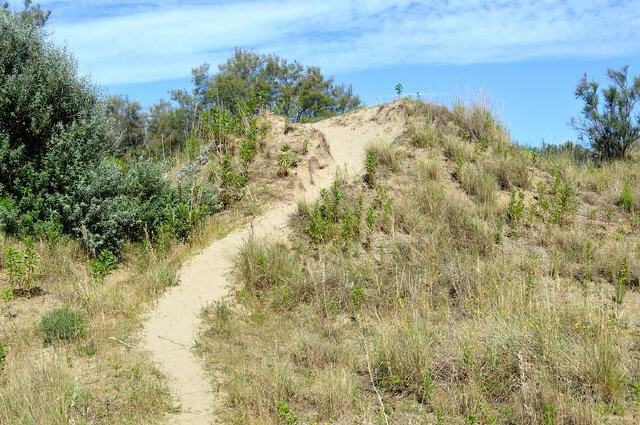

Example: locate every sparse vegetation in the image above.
[199,100,640,424]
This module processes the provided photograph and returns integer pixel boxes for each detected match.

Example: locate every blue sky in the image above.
[35,0,640,146]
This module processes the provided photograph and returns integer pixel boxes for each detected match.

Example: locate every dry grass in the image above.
[198,100,640,424]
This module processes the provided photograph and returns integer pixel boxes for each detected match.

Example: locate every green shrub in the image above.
[0,7,112,232]
[89,249,119,281]
[506,191,525,226]
[3,238,39,294]
[534,173,578,224]
[39,306,87,343]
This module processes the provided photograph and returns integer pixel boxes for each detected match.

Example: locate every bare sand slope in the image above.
[140,104,406,424]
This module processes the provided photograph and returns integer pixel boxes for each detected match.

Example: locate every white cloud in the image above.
[45,0,640,85]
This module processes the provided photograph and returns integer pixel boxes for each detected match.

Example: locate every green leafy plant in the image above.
[276,400,298,425]
[3,238,39,295]
[39,306,87,343]
[364,150,379,188]
[506,191,525,226]
[351,285,365,307]
[89,249,119,282]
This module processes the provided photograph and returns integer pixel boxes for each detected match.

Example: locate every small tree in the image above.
[571,66,640,160]
[395,83,403,98]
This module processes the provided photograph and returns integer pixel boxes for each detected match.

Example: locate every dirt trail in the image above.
[140,104,406,424]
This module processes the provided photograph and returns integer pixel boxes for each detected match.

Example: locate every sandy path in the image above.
[140,105,405,424]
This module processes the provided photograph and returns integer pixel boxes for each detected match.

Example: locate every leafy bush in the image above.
[533,172,578,225]
[39,306,87,343]
[215,155,247,205]
[0,7,112,227]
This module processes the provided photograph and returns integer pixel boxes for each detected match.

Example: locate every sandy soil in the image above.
[140,104,406,424]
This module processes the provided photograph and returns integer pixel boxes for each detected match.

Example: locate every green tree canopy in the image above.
[197,49,361,122]
[0,2,112,218]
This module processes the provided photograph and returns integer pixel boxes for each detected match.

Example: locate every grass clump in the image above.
[235,238,299,292]
[619,180,636,212]
[39,306,88,344]
[458,163,498,205]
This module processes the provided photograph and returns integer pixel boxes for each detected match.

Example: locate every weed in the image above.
[0,342,6,370]
[533,174,578,224]
[364,150,379,188]
[3,238,39,295]
[89,249,119,282]
[185,137,201,161]
[506,191,525,226]
[239,137,257,163]
[276,400,298,424]
[351,285,365,307]
[277,151,298,177]
[613,258,629,304]
[39,306,87,344]
[619,180,635,212]
[542,403,555,425]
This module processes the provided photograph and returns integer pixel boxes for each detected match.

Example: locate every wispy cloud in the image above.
[41,0,640,85]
